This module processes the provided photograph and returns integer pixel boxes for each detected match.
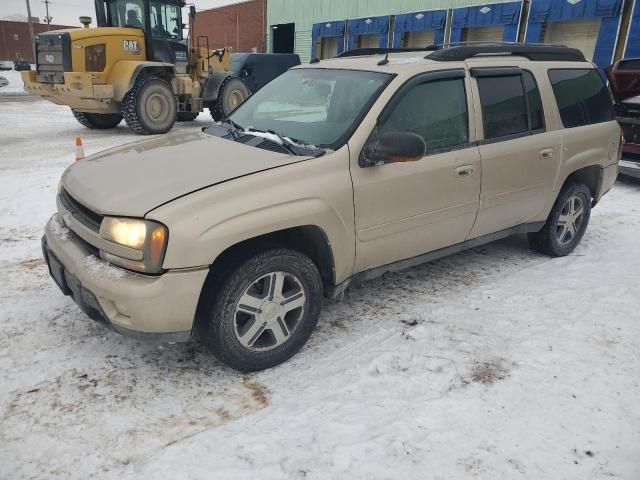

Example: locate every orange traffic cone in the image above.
[75,136,85,161]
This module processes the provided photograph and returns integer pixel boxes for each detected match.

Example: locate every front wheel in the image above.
[209,77,249,121]
[121,75,177,135]
[72,110,122,129]
[528,183,592,256]
[197,248,323,371]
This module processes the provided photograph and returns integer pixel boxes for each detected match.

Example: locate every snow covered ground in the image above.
[1,92,639,479]
[0,69,30,95]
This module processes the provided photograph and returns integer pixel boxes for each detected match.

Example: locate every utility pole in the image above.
[43,0,53,30]
[25,0,36,62]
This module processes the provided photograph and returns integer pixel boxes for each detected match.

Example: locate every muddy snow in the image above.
[1,89,639,479]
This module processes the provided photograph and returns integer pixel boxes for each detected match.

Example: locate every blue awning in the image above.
[392,10,448,48]
[450,1,522,44]
[524,0,623,68]
[347,15,391,50]
[311,20,346,58]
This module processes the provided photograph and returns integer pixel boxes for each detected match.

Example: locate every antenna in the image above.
[377,49,389,66]
[42,0,52,26]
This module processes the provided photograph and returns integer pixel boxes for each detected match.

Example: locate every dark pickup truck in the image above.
[606,59,640,179]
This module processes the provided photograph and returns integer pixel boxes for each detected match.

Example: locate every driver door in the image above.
[350,70,481,272]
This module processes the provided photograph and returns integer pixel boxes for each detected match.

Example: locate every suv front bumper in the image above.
[43,214,209,342]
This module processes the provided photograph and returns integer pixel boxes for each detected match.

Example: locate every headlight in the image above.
[99,217,168,273]
[85,44,106,72]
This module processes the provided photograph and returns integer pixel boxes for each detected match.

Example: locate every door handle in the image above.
[539,148,554,159]
[454,165,474,177]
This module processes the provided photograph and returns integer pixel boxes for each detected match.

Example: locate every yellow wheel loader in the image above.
[21,0,250,135]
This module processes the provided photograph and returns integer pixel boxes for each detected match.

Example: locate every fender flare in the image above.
[202,71,242,102]
[110,61,176,101]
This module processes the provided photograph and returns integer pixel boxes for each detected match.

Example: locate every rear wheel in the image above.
[528,183,592,256]
[209,77,249,121]
[197,248,323,371]
[121,75,177,135]
[72,110,122,129]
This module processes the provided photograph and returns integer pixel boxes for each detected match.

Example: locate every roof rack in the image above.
[427,42,586,62]
[337,46,439,58]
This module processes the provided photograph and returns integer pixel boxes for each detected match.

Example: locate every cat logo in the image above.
[123,39,142,55]
[45,54,55,64]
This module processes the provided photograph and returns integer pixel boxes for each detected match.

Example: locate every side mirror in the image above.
[359,132,426,167]
[189,5,196,19]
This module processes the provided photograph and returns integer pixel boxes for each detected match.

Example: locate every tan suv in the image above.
[42,44,620,371]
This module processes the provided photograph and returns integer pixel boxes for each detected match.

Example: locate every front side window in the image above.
[548,69,614,128]
[379,78,469,152]
[149,2,181,39]
[227,68,391,148]
[108,0,145,29]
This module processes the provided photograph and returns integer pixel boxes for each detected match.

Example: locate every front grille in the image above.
[36,32,71,84]
[59,189,103,233]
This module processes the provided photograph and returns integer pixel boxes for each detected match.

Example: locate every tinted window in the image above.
[380,78,469,152]
[548,69,614,128]
[523,71,544,131]
[477,75,528,139]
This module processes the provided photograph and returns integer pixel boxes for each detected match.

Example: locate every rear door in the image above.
[468,66,563,238]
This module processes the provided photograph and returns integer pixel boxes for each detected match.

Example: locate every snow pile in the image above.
[0,69,27,94]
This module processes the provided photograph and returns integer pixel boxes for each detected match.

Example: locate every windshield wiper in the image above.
[222,118,243,140]
[245,127,325,157]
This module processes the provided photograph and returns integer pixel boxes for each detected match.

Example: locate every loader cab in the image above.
[101,0,188,66]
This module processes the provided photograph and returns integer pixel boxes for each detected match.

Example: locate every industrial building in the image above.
[0,20,76,63]
[265,0,639,68]
[191,0,267,53]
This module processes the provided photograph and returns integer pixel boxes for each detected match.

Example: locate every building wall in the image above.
[0,21,77,62]
[192,0,266,53]
[266,0,520,62]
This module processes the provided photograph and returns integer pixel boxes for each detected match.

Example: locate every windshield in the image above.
[227,68,391,148]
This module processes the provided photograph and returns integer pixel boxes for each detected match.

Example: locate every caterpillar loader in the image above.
[21,0,250,135]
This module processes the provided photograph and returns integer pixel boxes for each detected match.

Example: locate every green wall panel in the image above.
[267,0,520,61]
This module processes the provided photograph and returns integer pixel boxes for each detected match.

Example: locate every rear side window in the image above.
[548,69,614,128]
[476,70,545,140]
[477,75,528,138]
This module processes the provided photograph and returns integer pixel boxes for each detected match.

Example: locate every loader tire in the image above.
[209,77,249,121]
[121,75,177,135]
[72,110,122,129]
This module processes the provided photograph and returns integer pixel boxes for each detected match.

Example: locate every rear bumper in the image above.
[43,214,209,342]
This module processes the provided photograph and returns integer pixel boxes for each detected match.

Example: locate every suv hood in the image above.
[606,59,640,103]
[62,130,305,217]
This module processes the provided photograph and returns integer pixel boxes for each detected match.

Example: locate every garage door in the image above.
[543,19,601,62]
[320,37,339,59]
[357,34,381,49]
[401,30,435,48]
[462,25,504,42]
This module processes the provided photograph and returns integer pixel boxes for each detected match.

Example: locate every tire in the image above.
[197,248,323,372]
[209,77,249,121]
[121,75,177,135]
[72,110,123,129]
[528,183,592,256]
[176,111,199,122]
